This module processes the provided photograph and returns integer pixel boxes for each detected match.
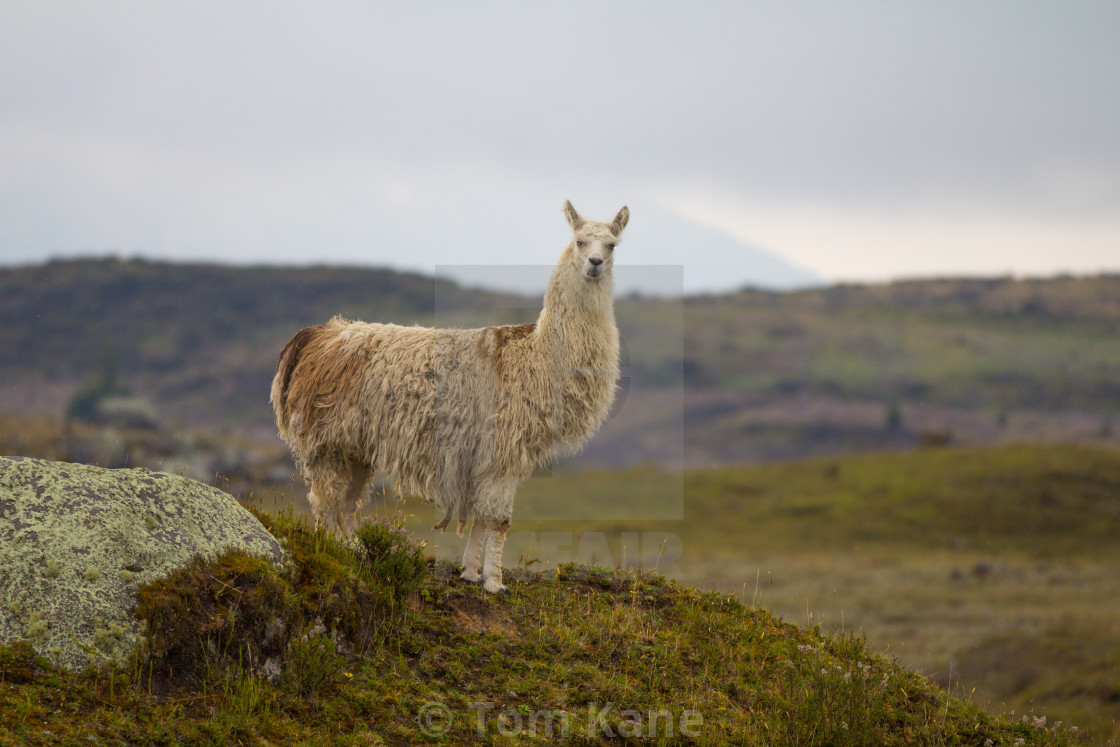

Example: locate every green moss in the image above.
[83,567,101,583]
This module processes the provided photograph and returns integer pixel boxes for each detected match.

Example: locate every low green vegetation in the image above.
[0,505,1083,745]
[503,442,1120,559]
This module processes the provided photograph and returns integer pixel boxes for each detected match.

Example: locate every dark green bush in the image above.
[135,512,429,697]
[354,520,427,605]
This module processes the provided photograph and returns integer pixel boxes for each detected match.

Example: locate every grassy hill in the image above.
[3,413,1119,741]
[0,509,1082,746]
[377,442,1120,743]
[2,259,1120,464]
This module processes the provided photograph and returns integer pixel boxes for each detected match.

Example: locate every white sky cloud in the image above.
[1,0,1117,291]
[658,188,1120,283]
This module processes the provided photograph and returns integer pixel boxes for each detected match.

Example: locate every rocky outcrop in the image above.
[0,457,284,671]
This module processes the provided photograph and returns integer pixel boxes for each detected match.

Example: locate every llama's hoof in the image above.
[482,578,508,595]
[460,570,482,584]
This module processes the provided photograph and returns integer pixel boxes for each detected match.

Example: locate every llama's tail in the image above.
[270,324,324,434]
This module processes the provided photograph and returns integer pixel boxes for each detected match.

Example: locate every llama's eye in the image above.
[576,240,585,248]
[607,244,615,251]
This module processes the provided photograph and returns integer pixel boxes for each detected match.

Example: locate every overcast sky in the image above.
[1,0,1117,294]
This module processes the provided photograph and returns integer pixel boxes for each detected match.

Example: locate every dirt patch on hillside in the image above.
[446,592,519,637]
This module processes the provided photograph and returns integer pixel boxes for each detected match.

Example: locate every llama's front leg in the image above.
[460,519,485,584]
[482,518,511,595]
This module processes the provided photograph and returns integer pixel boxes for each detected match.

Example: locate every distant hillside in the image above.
[0,257,528,440]
[673,274,1120,463]
[2,259,1119,465]
[0,256,521,379]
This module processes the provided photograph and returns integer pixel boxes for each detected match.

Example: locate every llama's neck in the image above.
[536,245,617,350]
[518,244,620,457]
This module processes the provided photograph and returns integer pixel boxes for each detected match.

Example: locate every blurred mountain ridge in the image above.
[2,258,1118,466]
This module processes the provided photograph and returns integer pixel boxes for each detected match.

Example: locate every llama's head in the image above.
[563,200,629,280]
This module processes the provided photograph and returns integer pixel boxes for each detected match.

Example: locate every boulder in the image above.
[0,457,284,671]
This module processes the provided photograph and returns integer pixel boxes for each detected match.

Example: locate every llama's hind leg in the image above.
[307,460,349,535]
[337,462,371,540]
[460,518,485,583]
[481,518,512,595]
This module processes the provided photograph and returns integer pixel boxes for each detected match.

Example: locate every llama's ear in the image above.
[611,205,630,236]
[563,200,584,230]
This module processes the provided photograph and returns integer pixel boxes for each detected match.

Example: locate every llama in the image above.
[270,201,627,593]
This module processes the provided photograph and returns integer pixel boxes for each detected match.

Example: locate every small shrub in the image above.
[0,640,50,684]
[65,350,129,424]
[354,520,427,605]
[885,399,903,431]
[283,624,345,698]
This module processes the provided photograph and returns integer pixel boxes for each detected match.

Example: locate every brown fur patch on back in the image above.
[482,323,536,376]
[276,325,324,412]
[286,326,370,431]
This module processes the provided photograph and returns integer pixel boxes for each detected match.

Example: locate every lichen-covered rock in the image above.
[0,457,284,671]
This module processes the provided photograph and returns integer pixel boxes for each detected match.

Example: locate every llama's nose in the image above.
[589,256,604,266]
